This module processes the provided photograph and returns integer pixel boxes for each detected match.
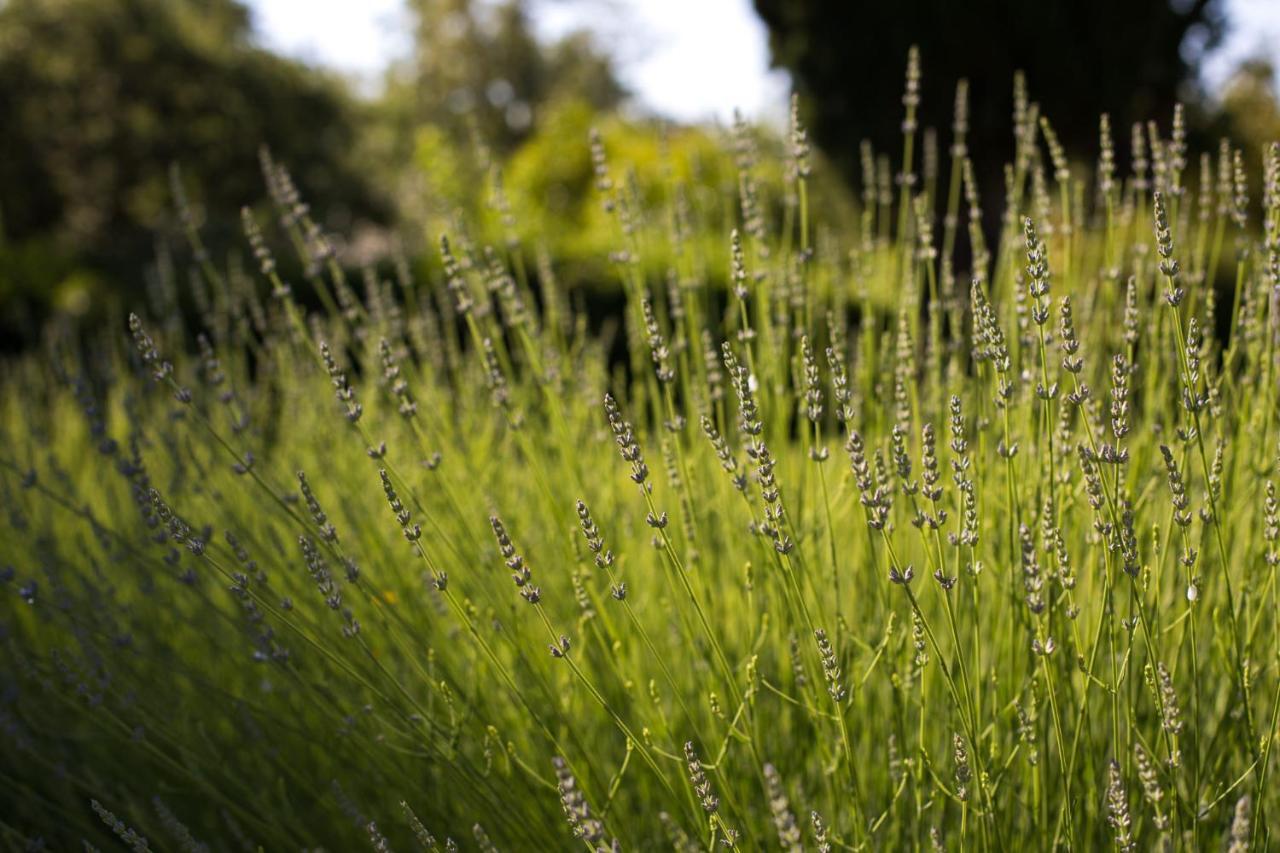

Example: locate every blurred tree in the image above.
[753,0,1227,193]
[1219,58,1280,154]
[0,0,385,342]
[392,0,625,157]
[363,0,627,256]
[1212,56,1280,223]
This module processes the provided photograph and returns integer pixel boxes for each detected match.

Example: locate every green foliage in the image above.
[0,0,635,348]
[0,0,385,342]
[403,97,854,299]
[4,56,1280,853]
[395,0,625,155]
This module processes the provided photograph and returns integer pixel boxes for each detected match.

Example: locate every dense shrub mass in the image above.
[5,54,1280,850]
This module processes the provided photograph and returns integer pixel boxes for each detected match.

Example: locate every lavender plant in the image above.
[5,48,1280,852]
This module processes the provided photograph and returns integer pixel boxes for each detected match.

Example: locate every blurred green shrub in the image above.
[0,0,385,345]
[400,96,856,299]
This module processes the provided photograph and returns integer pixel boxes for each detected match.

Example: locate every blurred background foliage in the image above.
[1,0,1279,348]
[0,0,385,337]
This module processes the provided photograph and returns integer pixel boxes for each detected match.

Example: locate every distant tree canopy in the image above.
[0,0,384,337]
[753,0,1227,192]
[403,0,623,150]
[364,0,627,255]
[1221,58,1280,153]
